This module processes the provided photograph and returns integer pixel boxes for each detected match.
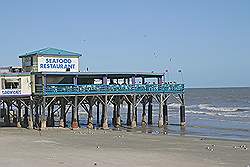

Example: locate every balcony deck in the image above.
[40,83,184,96]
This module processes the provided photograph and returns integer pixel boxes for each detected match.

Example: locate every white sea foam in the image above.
[186,109,250,118]
[197,104,250,112]
[186,110,219,116]
[168,103,180,108]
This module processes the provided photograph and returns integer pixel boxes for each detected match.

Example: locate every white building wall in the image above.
[0,75,31,97]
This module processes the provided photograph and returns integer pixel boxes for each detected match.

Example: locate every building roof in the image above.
[33,72,164,79]
[19,47,82,58]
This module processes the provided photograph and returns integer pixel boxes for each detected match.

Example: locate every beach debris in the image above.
[96,145,100,149]
[94,162,97,166]
[200,137,206,140]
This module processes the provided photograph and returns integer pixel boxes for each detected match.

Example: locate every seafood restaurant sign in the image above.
[38,56,79,72]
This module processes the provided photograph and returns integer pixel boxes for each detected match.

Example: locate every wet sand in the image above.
[0,128,249,167]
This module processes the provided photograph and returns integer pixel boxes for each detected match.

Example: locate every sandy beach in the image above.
[0,128,249,167]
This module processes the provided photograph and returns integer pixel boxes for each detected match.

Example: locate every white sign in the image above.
[38,56,79,72]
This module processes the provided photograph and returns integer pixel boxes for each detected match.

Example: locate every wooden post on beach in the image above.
[17,100,22,128]
[87,98,94,129]
[112,103,117,126]
[51,104,55,127]
[101,104,104,126]
[180,105,185,126]
[163,103,168,125]
[102,95,109,129]
[135,107,138,125]
[5,101,10,126]
[142,102,147,127]
[115,100,121,128]
[96,101,100,127]
[41,97,46,128]
[127,103,131,126]
[131,95,137,128]
[28,98,33,129]
[72,96,79,129]
[148,99,153,125]
[47,104,51,127]
[60,99,66,128]
[1,101,5,125]
[23,101,28,128]
[35,105,39,128]
[158,94,164,128]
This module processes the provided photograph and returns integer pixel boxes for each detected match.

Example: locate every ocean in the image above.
[74,87,250,141]
[150,87,250,140]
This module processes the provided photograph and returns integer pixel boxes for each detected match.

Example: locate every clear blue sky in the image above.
[0,0,249,88]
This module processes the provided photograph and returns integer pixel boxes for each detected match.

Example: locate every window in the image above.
[2,78,21,89]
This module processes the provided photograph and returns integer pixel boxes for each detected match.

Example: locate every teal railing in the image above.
[42,84,184,95]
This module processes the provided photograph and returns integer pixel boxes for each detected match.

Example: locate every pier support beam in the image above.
[17,100,22,128]
[163,103,168,125]
[158,94,164,128]
[28,99,33,129]
[96,102,100,127]
[46,104,51,127]
[60,99,66,128]
[87,99,94,129]
[180,105,186,126]
[41,97,46,129]
[4,102,10,126]
[112,103,117,126]
[102,95,109,129]
[148,99,153,125]
[35,105,39,128]
[115,101,121,128]
[141,102,147,128]
[131,95,137,128]
[51,105,55,127]
[72,96,79,129]
[127,103,131,126]
[23,102,29,128]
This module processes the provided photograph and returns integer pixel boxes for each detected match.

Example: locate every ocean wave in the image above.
[186,110,219,116]
[186,110,250,118]
[197,104,250,112]
[168,103,181,108]
[168,103,250,112]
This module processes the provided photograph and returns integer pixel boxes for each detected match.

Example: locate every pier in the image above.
[0,48,185,129]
